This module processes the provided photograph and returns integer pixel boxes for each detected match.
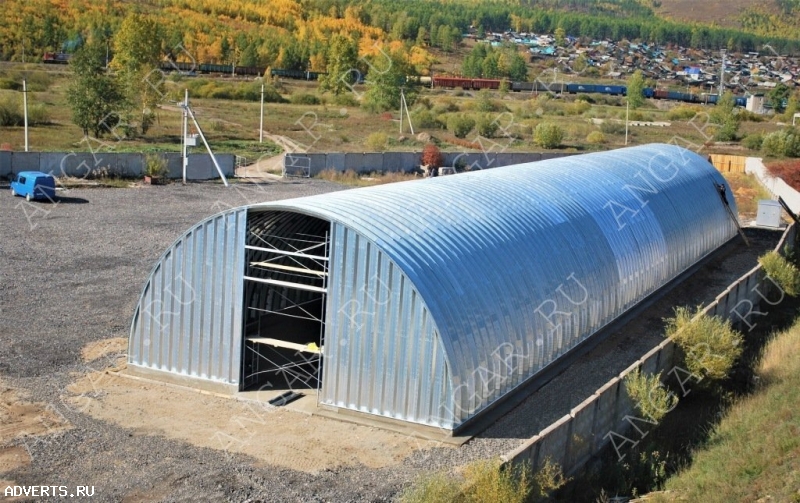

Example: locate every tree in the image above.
[416,27,428,47]
[362,50,414,113]
[67,41,124,138]
[421,144,442,169]
[710,92,740,141]
[769,83,791,113]
[626,70,646,109]
[507,52,528,82]
[111,13,164,135]
[554,27,566,47]
[319,34,358,96]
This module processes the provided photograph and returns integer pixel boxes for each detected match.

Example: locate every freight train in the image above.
[43,51,745,107]
[42,53,325,80]
[430,75,748,106]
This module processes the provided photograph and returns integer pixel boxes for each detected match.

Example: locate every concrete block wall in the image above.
[0,152,234,180]
[501,223,796,476]
[283,151,575,176]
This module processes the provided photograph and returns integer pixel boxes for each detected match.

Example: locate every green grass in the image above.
[648,316,800,503]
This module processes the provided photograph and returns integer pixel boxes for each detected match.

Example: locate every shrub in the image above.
[534,122,564,148]
[600,121,625,135]
[399,471,460,503]
[666,104,702,121]
[0,97,23,126]
[421,143,442,169]
[761,128,800,158]
[586,131,606,144]
[714,119,739,142]
[759,251,800,296]
[738,109,765,122]
[399,458,566,503]
[365,132,387,150]
[432,99,459,114]
[290,93,321,105]
[411,109,440,129]
[475,89,496,112]
[476,115,499,138]
[461,459,531,503]
[447,114,476,138]
[665,307,744,382]
[565,100,591,116]
[143,154,169,178]
[624,369,678,422]
[0,79,22,91]
[742,133,764,151]
[26,104,50,125]
[331,93,359,107]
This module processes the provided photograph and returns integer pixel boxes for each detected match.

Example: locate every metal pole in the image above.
[259,83,264,143]
[22,79,28,152]
[625,100,629,146]
[185,105,229,187]
[403,91,414,135]
[399,88,404,134]
[182,89,188,184]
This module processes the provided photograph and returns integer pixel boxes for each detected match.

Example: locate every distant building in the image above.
[747,94,766,114]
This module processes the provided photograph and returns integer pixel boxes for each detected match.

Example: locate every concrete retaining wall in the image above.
[283,151,575,176]
[501,223,796,476]
[0,152,234,180]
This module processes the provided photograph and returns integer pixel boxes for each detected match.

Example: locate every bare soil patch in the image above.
[81,337,128,363]
[65,366,448,474]
[0,385,71,445]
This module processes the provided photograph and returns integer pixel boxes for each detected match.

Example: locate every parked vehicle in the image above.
[10,171,56,202]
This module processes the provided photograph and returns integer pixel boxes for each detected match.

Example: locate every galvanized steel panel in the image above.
[129,208,247,386]
[131,144,737,430]
[253,144,738,428]
[321,223,454,428]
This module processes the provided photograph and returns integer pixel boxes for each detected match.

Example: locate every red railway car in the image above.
[471,78,502,90]
[432,76,474,89]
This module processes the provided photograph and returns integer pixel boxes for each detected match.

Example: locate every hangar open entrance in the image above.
[241,210,330,393]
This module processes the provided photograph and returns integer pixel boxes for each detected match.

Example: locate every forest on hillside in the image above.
[1,0,800,76]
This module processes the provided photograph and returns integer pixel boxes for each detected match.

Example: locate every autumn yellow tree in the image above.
[111,13,164,135]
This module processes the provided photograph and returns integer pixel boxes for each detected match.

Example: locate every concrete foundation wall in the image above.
[283,151,575,176]
[501,223,796,476]
[0,152,234,180]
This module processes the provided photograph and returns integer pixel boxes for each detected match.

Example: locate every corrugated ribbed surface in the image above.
[254,144,738,427]
[322,223,453,428]
[130,144,738,430]
[129,208,247,386]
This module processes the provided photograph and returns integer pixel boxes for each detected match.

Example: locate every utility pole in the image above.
[182,89,188,184]
[719,49,726,97]
[22,79,29,152]
[259,83,264,143]
[625,99,629,146]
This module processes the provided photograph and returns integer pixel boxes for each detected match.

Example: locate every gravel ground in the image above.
[0,179,781,502]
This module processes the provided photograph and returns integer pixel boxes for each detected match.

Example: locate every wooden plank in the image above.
[246,337,323,354]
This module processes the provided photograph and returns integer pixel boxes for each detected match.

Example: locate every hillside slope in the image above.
[654,0,777,27]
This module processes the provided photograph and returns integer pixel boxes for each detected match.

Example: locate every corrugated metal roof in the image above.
[251,144,738,425]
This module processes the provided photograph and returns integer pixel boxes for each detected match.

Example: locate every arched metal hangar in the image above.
[128,144,738,433]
